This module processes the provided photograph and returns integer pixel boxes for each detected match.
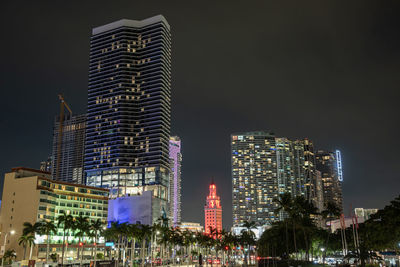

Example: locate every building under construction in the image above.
[51,96,86,184]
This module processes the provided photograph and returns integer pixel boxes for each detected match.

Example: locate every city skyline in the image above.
[1,1,399,229]
[231,132,334,226]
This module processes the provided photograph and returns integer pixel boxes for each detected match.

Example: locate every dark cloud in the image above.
[1,1,399,229]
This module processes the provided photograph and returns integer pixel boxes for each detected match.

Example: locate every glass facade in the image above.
[232,132,323,226]
[84,16,171,196]
[36,178,108,244]
[231,132,278,226]
[52,114,86,184]
[169,136,182,227]
[315,150,343,212]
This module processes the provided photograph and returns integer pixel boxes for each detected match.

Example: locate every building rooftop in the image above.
[11,167,51,178]
[11,167,51,175]
[231,131,275,136]
[9,167,109,192]
[39,176,110,192]
[92,15,170,35]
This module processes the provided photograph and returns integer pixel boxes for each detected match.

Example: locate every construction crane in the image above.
[56,94,72,180]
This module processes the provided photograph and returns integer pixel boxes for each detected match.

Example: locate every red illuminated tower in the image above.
[204,180,222,236]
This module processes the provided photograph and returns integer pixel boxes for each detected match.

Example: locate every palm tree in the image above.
[22,222,42,236]
[2,249,16,264]
[274,192,296,257]
[293,196,319,260]
[37,220,57,263]
[321,202,341,259]
[222,231,238,265]
[118,223,130,266]
[138,224,152,267]
[18,234,35,260]
[169,228,183,265]
[158,225,172,265]
[104,222,128,264]
[181,230,195,264]
[74,215,90,264]
[22,221,42,259]
[275,192,304,259]
[57,213,74,265]
[156,215,170,264]
[240,228,256,267]
[150,223,162,267]
[103,223,118,260]
[241,221,256,266]
[127,224,140,267]
[90,219,104,266]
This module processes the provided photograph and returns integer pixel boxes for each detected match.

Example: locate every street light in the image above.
[1,230,15,267]
[320,247,325,267]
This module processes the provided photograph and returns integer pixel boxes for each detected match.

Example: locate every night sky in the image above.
[1,1,399,229]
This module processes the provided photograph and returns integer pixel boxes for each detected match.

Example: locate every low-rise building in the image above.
[0,167,109,261]
[231,225,270,240]
[328,216,365,233]
[354,208,378,221]
[179,222,203,233]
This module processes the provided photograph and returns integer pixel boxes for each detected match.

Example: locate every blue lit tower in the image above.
[84,16,171,200]
[315,150,343,212]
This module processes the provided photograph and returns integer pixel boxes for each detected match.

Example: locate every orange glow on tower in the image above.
[204,181,222,237]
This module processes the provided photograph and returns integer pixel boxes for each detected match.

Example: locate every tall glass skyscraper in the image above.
[232,132,325,226]
[231,132,278,226]
[52,114,86,184]
[315,150,343,212]
[169,136,182,227]
[84,16,171,200]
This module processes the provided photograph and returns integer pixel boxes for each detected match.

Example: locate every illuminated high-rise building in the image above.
[52,114,86,184]
[275,138,316,198]
[292,139,321,211]
[275,138,322,216]
[84,16,171,201]
[204,181,222,235]
[276,138,294,196]
[314,170,325,212]
[231,132,278,226]
[232,132,325,225]
[315,150,343,212]
[169,136,182,227]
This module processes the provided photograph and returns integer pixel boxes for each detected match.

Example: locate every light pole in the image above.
[1,230,15,267]
[320,247,325,267]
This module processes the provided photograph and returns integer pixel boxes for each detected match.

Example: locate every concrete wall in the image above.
[0,172,40,260]
[107,191,152,226]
